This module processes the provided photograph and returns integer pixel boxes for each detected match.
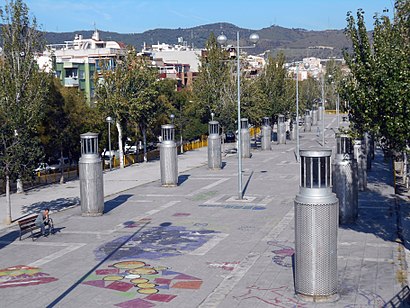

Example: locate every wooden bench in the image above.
[18,215,40,241]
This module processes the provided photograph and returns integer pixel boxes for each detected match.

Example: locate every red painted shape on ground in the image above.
[83,280,106,288]
[145,293,177,302]
[153,278,172,285]
[173,274,201,280]
[95,268,119,275]
[115,298,155,308]
[171,280,202,289]
[172,213,191,217]
[0,277,57,288]
[106,281,134,292]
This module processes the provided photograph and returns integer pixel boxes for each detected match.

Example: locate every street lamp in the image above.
[217,31,259,200]
[321,73,325,146]
[106,116,114,171]
[295,62,310,162]
[170,114,175,124]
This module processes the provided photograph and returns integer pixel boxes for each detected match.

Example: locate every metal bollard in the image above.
[208,121,222,169]
[290,116,297,141]
[318,102,323,121]
[240,118,251,158]
[294,148,339,302]
[261,117,272,150]
[160,124,178,186]
[79,132,104,216]
[364,132,372,170]
[353,139,367,191]
[277,114,286,144]
[332,133,358,224]
[304,110,311,132]
[312,104,318,126]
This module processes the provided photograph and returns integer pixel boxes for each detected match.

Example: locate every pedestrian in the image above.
[35,208,50,236]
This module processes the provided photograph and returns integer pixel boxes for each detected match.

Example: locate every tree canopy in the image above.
[343,1,410,153]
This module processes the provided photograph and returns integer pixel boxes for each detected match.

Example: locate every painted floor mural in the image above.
[83,260,202,307]
[0,265,58,288]
[95,225,219,261]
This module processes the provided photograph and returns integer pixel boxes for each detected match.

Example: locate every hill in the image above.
[43,22,351,60]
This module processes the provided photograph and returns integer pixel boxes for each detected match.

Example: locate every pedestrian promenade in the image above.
[0,114,409,307]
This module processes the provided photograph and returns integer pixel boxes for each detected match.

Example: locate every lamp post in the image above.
[295,62,309,162]
[321,73,325,146]
[106,116,113,171]
[217,31,259,200]
[296,65,300,161]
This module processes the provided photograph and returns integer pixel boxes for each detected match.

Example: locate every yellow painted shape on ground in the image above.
[137,288,159,294]
[128,268,157,275]
[112,261,146,269]
[103,275,124,281]
[130,278,149,284]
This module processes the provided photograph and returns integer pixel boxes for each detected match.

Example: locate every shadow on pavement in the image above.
[384,285,410,307]
[21,197,80,216]
[340,150,398,243]
[104,194,133,214]
[46,220,150,308]
[178,174,190,185]
[0,230,20,250]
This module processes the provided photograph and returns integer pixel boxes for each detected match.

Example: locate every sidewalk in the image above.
[0,146,211,230]
[0,114,409,307]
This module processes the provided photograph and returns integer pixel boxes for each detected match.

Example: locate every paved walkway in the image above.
[0,114,409,307]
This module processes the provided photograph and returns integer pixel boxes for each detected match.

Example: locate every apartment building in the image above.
[140,38,201,90]
[41,30,126,103]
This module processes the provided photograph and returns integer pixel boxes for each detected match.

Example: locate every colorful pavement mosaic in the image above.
[83,260,202,307]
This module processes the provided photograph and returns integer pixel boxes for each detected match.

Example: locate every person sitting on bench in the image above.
[35,208,50,236]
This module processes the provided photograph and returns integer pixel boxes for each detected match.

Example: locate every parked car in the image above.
[224,131,236,143]
[49,157,71,171]
[34,163,51,174]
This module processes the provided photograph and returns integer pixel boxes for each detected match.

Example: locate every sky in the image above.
[13,0,395,33]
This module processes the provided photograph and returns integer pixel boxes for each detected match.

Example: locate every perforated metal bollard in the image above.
[304,110,311,132]
[291,116,297,141]
[332,133,358,224]
[240,118,251,158]
[79,132,104,216]
[208,121,222,169]
[353,139,367,191]
[277,114,286,144]
[312,104,318,126]
[294,149,339,302]
[261,117,272,150]
[160,124,178,186]
[318,102,323,121]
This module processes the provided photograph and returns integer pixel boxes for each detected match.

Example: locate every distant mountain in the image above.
[43,22,351,60]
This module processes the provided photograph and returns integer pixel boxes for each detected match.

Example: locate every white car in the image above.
[34,163,51,174]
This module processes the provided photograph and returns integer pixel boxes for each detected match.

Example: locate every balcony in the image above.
[64,77,79,87]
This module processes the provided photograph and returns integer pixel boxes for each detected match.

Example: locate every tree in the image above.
[343,1,410,185]
[126,52,163,162]
[191,33,236,134]
[343,3,410,153]
[343,9,379,137]
[0,0,49,223]
[257,53,295,120]
[96,54,130,168]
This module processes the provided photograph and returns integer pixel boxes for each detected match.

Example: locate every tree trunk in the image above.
[59,147,65,184]
[116,121,124,168]
[403,151,408,186]
[16,178,24,193]
[142,126,147,163]
[5,175,11,224]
